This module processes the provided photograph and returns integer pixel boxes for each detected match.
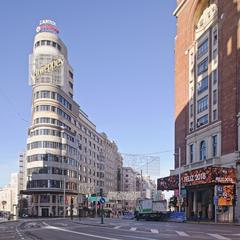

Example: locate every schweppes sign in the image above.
[32,58,63,80]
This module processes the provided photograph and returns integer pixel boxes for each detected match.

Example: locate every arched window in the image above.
[200,140,206,160]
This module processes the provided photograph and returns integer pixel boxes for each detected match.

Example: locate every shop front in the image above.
[157,166,236,222]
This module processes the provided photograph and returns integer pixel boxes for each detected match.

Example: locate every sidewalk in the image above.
[186,220,240,226]
[0,218,19,224]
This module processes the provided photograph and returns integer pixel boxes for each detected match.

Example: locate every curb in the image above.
[0,220,19,224]
[186,221,240,226]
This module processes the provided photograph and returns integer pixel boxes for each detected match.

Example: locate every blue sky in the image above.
[0,0,176,186]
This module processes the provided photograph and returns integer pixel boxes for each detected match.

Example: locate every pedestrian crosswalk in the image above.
[111,225,240,240]
[207,233,231,240]
[150,229,159,234]
[176,231,190,237]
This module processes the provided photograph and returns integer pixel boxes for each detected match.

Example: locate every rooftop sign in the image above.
[36,19,59,34]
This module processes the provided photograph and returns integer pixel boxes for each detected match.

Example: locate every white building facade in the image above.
[22,20,123,217]
[0,173,19,214]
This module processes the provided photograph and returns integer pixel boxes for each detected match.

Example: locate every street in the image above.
[0,218,240,240]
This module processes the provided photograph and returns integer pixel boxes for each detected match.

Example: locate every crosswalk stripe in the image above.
[151,229,159,234]
[114,226,121,229]
[130,227,137,231]
[176,231,190,237]
[207,234,231,240]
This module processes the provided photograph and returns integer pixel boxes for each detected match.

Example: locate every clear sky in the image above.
[0,0,176,186]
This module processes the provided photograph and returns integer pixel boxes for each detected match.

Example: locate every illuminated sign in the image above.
[32,58,63,80]
[36,19,59,34]
[157,167,236,191]
[39,20,56,26]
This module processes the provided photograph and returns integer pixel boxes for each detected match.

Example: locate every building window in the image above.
[212,135,217,157]
[213,29,218,45]
[200,140,206,160]
[69,81,73,89]
[213,49,217,63]
[35,41,40,48]
[197,96,208,113]
[190,122,194,131]
[189,144,194,163]
[190,104,193,117]
[197,76,208,94]
[213,90,217,105]
[41,40,46,46]
[212,69,217,84]
[47,40,51,46]
[213,109,218,121]
[197,58,208,75]
[57,44,61,51]
[197,114,208,127]
[197,38,208,59]
[69,71,73,79]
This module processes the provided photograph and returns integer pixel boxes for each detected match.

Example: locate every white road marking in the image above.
[176,231,190,237]
[119,235,158,240]
[44,224,122,240]
[114,226,121,229]
[130,227,137,231]
[207,233,231,240]
[151,229,159,234]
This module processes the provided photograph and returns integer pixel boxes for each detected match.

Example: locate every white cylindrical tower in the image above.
[26,20,78,217]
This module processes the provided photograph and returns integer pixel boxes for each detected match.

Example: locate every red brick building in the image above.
[158,0,240,222]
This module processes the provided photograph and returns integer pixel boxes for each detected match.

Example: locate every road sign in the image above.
[99,197,106,204]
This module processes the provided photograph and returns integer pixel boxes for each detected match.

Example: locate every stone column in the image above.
[193,191,197,214]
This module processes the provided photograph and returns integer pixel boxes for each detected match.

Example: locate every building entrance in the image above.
[186,186,214,221]
[41,208,49,217]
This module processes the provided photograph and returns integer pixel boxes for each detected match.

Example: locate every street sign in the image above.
[99,197,106,204]
[87,196,109,203]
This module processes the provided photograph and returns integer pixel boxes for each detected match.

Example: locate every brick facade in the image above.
[174,0,240,168]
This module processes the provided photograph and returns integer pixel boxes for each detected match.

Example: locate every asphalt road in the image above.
[0,218,240,240]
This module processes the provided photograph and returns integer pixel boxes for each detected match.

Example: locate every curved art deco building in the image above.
[24,20,123,217]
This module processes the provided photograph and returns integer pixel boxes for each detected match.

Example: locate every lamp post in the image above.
[63,177,66,218]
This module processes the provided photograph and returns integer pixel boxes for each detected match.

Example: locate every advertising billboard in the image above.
[216,185,234,206]
[157,167,236,191]
[29,54,65,86]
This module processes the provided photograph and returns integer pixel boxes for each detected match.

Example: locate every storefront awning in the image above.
[157,166,236,191]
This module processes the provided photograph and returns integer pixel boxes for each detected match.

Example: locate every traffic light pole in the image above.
[70,197,73,220]
[100,188,104,224]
